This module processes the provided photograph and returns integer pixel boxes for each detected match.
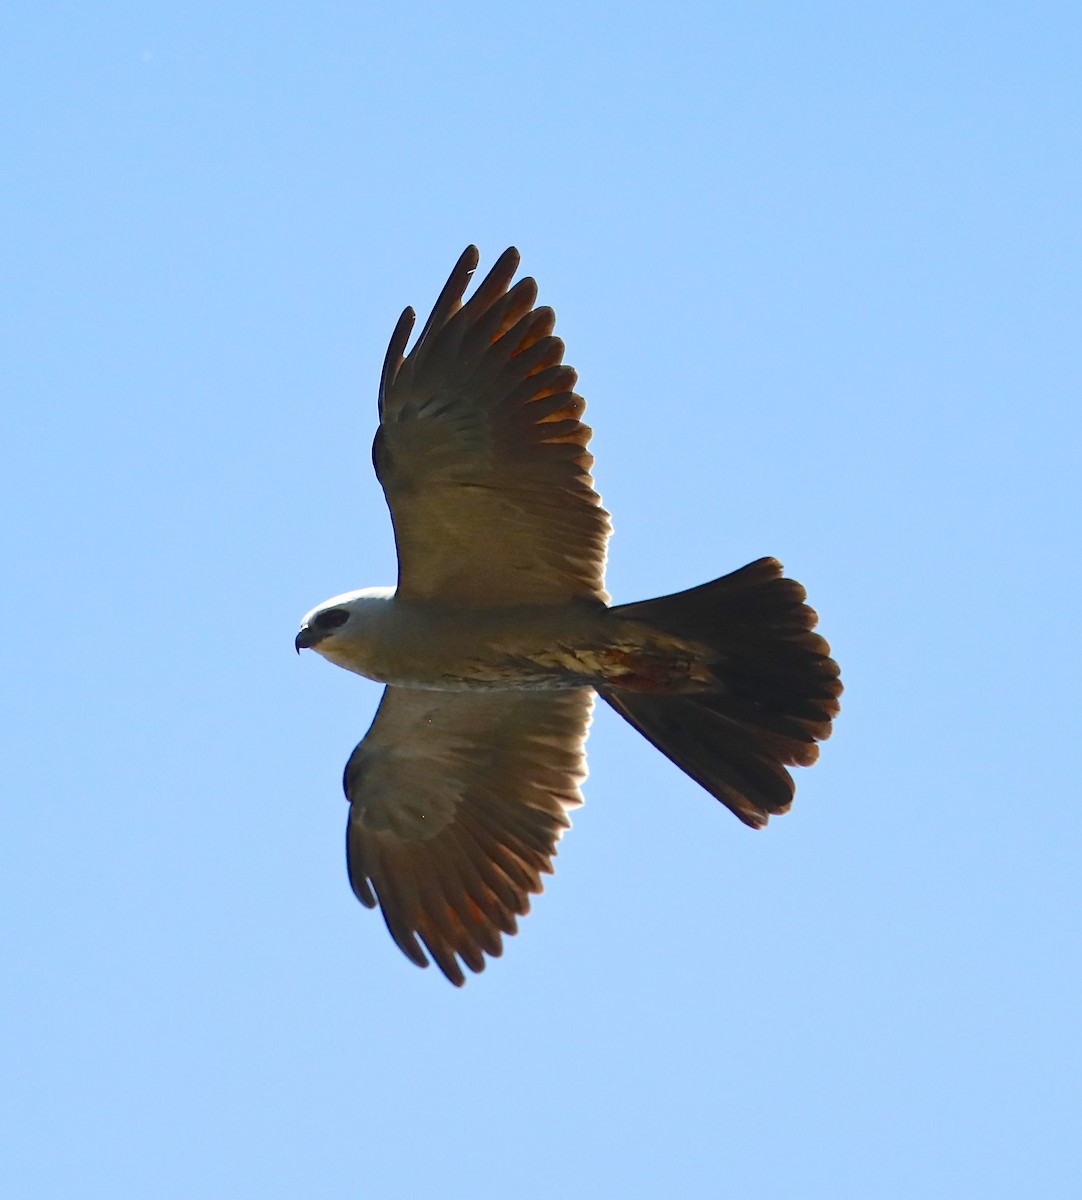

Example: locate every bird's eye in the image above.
[314,608,349,631]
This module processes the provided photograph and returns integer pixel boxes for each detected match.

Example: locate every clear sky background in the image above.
[4,4,1080,1197]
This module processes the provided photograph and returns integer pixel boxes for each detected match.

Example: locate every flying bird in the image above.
[296,247,841,985]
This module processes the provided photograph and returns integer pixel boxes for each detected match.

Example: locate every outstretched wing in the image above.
[344,686,593,985]
[374,246,611,606]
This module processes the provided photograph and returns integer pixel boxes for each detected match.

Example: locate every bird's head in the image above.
[295,587,395,667]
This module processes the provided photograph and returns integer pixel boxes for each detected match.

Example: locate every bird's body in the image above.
[297,246,842,985]
[301,589,718,694]
[302,589,607,691]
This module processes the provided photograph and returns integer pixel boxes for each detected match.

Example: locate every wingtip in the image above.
[495,245,521,274]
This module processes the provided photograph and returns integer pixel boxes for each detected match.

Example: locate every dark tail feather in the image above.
[600,557,842,828]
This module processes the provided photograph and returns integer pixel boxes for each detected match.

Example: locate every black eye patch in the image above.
[314,608,349,631]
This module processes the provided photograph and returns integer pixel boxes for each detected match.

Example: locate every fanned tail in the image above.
[601,557,842,827]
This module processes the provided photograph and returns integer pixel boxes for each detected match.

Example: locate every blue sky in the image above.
[4,4,1080,1196]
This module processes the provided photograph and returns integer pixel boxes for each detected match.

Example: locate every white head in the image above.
[295,587,395,668]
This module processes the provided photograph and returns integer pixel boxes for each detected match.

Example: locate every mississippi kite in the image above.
[297,247,842,985]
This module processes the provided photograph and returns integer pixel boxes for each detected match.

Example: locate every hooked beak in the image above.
[295,625,322,654]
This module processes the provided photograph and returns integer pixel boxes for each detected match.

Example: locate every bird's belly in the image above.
[329,602,614,692]
[379,637,602,692]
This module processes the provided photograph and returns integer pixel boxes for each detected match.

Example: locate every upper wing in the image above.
[374,246,611,605]
[344,685,593,985]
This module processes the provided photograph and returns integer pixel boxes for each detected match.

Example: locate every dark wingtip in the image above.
[378,305,417,415]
